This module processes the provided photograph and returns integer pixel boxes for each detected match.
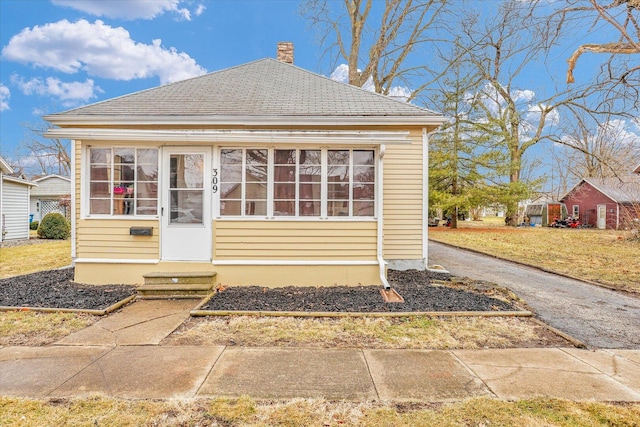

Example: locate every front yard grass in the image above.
[1,396,638,426]
[430,219,640,293]
[164,315,563,349]
[0,240,71,278]
[0,311,97,346]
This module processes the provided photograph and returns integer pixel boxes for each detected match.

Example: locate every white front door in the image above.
[161,148,211,261]
[597,204,607,230]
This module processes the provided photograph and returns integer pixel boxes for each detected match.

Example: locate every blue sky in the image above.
[0,0,327,161]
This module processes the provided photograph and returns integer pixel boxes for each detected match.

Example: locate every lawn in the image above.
[1,396,638,426]
[429,218,640,293]
[164,315,567,349]
[0,240,72,278]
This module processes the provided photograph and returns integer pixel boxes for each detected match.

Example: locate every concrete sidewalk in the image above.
[1,300,639,402]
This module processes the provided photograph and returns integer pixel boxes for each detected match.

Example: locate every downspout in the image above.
[70,139,77,260]
[422,127,428,267]
[377,144,391,290]
[616,204,619,230]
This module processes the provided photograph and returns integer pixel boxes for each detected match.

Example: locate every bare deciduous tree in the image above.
[450,1,570,225]
[559,0,640,84]
[549,111,640,183]
[18,122,71,177]
[302,0,447,99]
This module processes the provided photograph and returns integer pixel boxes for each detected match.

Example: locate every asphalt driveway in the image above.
[428,241,640,349]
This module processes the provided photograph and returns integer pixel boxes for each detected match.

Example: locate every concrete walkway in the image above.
[1,300,639,402]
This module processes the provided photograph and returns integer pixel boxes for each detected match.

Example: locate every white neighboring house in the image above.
[1,156,37,241]
[29,175,71,222]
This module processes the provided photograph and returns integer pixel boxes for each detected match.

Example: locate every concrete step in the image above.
[143,271,217,286]
[138,271,216,298]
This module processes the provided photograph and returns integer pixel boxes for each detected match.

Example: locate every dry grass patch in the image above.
[0,311,97,346]
[164,315,567,349]
[1,396,638,426]
[0,240,71,278]
[430,222,640,293]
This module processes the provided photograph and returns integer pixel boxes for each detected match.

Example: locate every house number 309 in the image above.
[212,169,218,193]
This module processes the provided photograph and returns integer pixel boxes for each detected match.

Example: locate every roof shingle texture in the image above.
[52,59,441,118]
[584,176,640,204]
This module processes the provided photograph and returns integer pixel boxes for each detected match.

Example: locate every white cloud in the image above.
[330,64,350,84]
[387,85,412,102]
[195,4,206,16]
[598,119,640,146]
[513,89,535,103]
[329,64,412,101]
[51,0,201,21]
[527,103,560,127]
[1,19,206,85]
[176,7,192,21]
[0,84,9,111]
[11,74,100,105]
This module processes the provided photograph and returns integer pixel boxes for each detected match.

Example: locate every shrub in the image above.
[30,221,39,230]
[37,213,70,240]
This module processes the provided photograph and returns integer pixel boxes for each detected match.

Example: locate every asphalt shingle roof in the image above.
[50,59,442,120]
[583,176,640,204]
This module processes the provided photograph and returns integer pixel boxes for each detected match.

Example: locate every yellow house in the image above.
[45,45,445,290]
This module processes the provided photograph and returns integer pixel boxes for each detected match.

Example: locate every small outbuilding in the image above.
[523,202,567,227]
[1,156,37,241]
[560,175,640,229]
[29,175,71,222]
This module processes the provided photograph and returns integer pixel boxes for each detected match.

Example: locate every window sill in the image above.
[215,217,377,221]
[82,215,159,220]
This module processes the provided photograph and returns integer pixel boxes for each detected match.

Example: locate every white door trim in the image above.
[161,147,212,261]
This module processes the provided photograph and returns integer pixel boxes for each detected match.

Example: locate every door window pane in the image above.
[169,154,204,224]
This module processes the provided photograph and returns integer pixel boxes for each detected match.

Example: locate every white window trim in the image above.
[82,144,160,219]
[216,146,377,220]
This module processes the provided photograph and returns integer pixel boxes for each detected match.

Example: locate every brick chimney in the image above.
[277,42,294,64]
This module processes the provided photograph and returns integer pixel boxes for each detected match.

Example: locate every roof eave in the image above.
[0,156,13,174]
[2,175,37,186]
[33,174,71,183]
[43,114,448,127]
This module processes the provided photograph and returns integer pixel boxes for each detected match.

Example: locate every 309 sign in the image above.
[212,168,218,193]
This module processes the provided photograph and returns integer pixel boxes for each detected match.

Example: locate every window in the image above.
[220,149,268,216]
[219,147,375,218]
[88,147,158,216]
[273,149,321,216]
[572,205,579,218]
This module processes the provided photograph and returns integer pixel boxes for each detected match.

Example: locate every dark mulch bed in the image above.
[0,268,519,313]
[0,267,136,310]
[200,269,518,313]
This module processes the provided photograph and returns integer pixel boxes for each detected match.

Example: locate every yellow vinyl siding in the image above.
[76,219,159,259]
[383,128,424,259]
[214,220,377,260]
